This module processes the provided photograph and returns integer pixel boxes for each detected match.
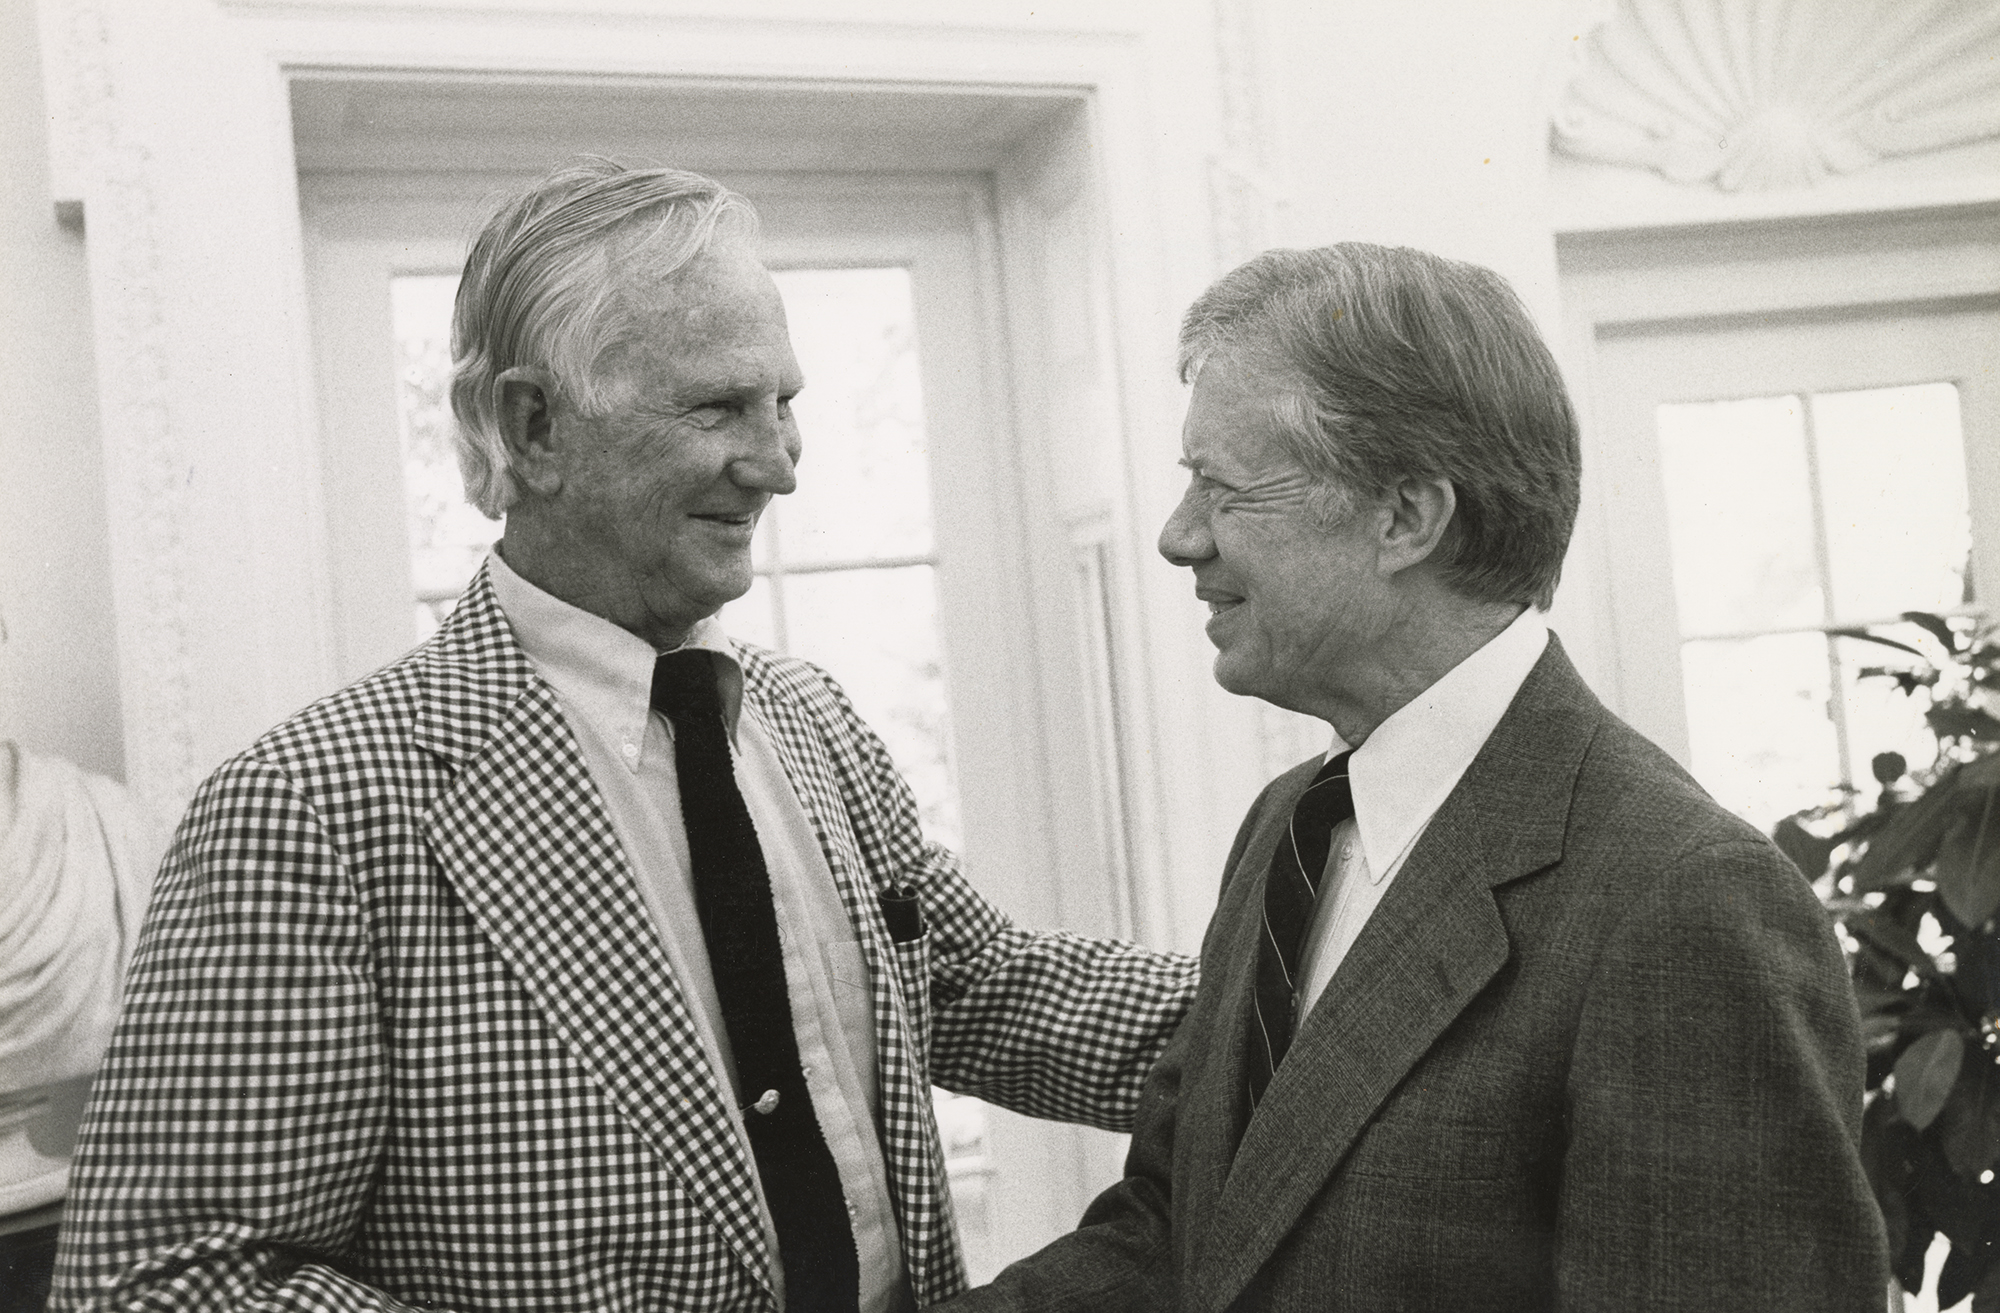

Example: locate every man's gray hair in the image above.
[448,158,758,518]
[1178,244,1580,611]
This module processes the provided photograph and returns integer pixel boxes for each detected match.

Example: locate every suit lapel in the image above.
[412,571,774,1292]
[1188,641,1602,1313]
[735,651,962,1307]
[1172,756,1318,1282]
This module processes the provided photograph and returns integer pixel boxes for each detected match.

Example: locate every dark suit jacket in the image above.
[952,636,1889,1311]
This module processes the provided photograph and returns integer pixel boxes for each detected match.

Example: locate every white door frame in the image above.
[35,0,1245,956]
[1557,205,2000,761]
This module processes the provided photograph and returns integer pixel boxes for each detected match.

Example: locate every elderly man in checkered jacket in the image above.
[50,160,1197,1313]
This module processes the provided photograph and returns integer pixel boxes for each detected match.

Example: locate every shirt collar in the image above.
[1332,608,1549,883]
[485,547,746,768]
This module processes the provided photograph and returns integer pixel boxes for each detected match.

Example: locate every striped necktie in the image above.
[1246,750,1356,1112]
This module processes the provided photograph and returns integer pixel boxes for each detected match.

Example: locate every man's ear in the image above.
[494,366,562,497]
[1377,477,1457,576]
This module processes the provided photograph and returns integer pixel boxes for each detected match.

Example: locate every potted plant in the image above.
[1775,612,2000,1309]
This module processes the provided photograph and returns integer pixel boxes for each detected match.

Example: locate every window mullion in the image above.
[1799,393,1851,787]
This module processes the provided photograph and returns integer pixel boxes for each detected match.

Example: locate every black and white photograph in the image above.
[3,1,1997,1310]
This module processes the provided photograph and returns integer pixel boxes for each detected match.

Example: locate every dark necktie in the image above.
[1246,750,1356,1112]
[650,649,859,1313]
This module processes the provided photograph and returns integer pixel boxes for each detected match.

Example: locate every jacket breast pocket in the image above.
[1344,1098,1549,1184]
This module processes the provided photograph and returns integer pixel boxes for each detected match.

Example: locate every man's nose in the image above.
[1158,486,1214,567]
[730,408,799,496]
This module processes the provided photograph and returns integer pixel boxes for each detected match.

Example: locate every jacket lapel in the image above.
[1188,641,1602,1313]
[735,651,962,1307]
[1171,756,1318,1286]
[411,570,774,1293]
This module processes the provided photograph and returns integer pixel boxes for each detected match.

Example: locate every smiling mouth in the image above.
[693,512,756,528]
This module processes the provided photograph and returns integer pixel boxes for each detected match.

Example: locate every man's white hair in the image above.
[448,158,759,519]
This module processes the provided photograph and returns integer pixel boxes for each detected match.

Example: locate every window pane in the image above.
[391,274,499,635]
[764,268,934,566]
[1681,633,1838,828]
[1813,383,1971,620]
[779,565,960,850]
[1656,395,1821,636]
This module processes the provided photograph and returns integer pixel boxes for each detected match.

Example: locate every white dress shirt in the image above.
[1294,608,1549,1016]
[488,551,905,1313]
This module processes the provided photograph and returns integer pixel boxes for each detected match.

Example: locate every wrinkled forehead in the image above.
[583,237,797,403]
[1180,351,1304,469]
[608,229,779,331]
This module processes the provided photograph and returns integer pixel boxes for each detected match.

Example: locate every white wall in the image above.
[0,0,123,782]
[1267,0,1567,315]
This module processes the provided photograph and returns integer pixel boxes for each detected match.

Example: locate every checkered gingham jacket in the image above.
[52,565,1197,1313]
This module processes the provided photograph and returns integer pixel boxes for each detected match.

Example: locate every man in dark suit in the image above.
[948,244,1889,1310]
[51,160,1195,1313]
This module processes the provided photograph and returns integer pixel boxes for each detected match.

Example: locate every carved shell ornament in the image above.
[1552,0,2000,191]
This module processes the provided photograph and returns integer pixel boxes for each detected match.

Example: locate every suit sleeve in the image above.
[914,834,1197,1131]
[1557,838,1890,1310]
[803,662,1199,1133]
[936,1017,1182,1313]
[937,782,1290,1312]
[52,756,433,1313]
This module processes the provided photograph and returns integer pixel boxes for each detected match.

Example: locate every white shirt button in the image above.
[621,740,639,765]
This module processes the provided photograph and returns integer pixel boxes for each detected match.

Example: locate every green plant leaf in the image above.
[1863,1094,1918,1274]
[1854,773,1974,892]
[1897,1030,1965,1131]
[1904,612,1964,654]
[1831,627,1930,660]
[1859,667,1930,696]
[1939,1068,2000,1177]
[1931,705,2000,742]
[1944,1245,1985,1311]
[1971,1251,2000,1313]
[1848,908,1942,977]
[1938,793,2000,931]
[1964,754,2000,790]
[1772,816,1837,880]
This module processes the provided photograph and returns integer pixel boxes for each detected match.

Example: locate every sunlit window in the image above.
[1657,383,1973,827]
[733,267,962,852]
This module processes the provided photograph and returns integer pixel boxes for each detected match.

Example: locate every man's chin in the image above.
[1210,651,1268,702]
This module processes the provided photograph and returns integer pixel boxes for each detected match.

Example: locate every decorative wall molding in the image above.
[1206,0,1283,269]
[36,0,202,838]
[1553,0,2000,192]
